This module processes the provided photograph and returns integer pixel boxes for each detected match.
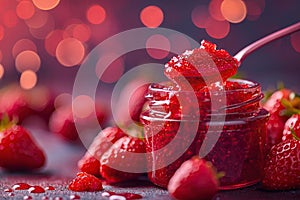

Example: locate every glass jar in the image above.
[141,79,269,190]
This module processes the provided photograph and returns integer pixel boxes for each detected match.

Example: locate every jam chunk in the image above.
[164,40,238,90]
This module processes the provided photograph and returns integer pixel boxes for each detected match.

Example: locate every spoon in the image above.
[234,21,300,66]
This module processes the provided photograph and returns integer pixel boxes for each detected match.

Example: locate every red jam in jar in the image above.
[141,79,269,189]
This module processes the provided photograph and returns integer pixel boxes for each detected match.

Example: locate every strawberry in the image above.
[262,133,300,190]
[167,156,220,200]
[49,106,78,141]
[0,84,55,123]
[49,104,108,142]
[68,172,103,192]
[0,116,46,171]
[78,127,126,176]
[263,89,300,153]
[0,84,34,123]
[100,135,146,184]
[282,114,300,141]
[129,83,149,123]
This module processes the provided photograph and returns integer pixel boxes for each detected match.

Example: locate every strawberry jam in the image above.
[164,40,239,91]
[141,79,269,189]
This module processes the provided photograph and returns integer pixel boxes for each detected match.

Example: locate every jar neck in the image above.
[145,79,263,120]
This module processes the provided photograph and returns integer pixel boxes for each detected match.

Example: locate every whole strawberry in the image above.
[0,84,34,123]
[262,134,300,190]
[49,104,108,142]
[168,156,220,200]
[282,114,300,141]
[68,172,103,192]
[0,116,46,171]
[49,106,77,141]
[263,89,300,152]
[78,127,126,176]
[129,83,149,123]
[100,136,146,184]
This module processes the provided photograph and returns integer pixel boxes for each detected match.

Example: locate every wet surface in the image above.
[0,127,299,199]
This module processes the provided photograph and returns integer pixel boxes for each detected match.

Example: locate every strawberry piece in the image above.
[0,117,46,171]
[100,136,146,184]
[283,114,300,141]
[78,127,126,176]
[68,172,103,192]
[168,156,219,200]
[262,137,300,190]
[164,40,238,90]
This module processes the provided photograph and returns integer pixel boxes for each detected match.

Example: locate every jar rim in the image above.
[141,108,269,124]
[148,78,260,94]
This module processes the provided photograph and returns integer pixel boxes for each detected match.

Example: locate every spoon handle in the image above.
[234,21,300,66]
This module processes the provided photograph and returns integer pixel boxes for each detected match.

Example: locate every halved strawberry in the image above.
[0,116,46,171]
[68,172,103,192]
[167,156,220,200]
[78,127,126,176]
[100,135,146,184]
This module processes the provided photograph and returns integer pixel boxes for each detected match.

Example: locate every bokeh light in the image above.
[205,18,230,39]
[29,14,55,39]
[290,32,300,53]
[65,23,91,42]
[26,86,52,111]
[86,5,106,25]
[3,9,19,28]
[209,0,225,21]
[12,39,38,58]
[244,0,265,21]
[0,25,4,41]
[96,53,125,83]
[15,50,41,72]
[16,0,35,20]
[55,38,85,67]
[72,24,91,42]
[140,5,164,28]
[20,70,38,90]
[221,0,247,23]
[191,5,210,28]
[0,64,4,79]
[45,29,64,56]
[32,0,60,11]
[25,10,49,29]
[54,93,72,109]
[146,34,170,59]
[72,95,94,119]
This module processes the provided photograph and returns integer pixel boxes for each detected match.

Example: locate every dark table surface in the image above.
[0,124,299,200]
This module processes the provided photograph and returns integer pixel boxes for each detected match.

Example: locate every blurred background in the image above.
[0,0,300,177]
[0,0,300,97]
